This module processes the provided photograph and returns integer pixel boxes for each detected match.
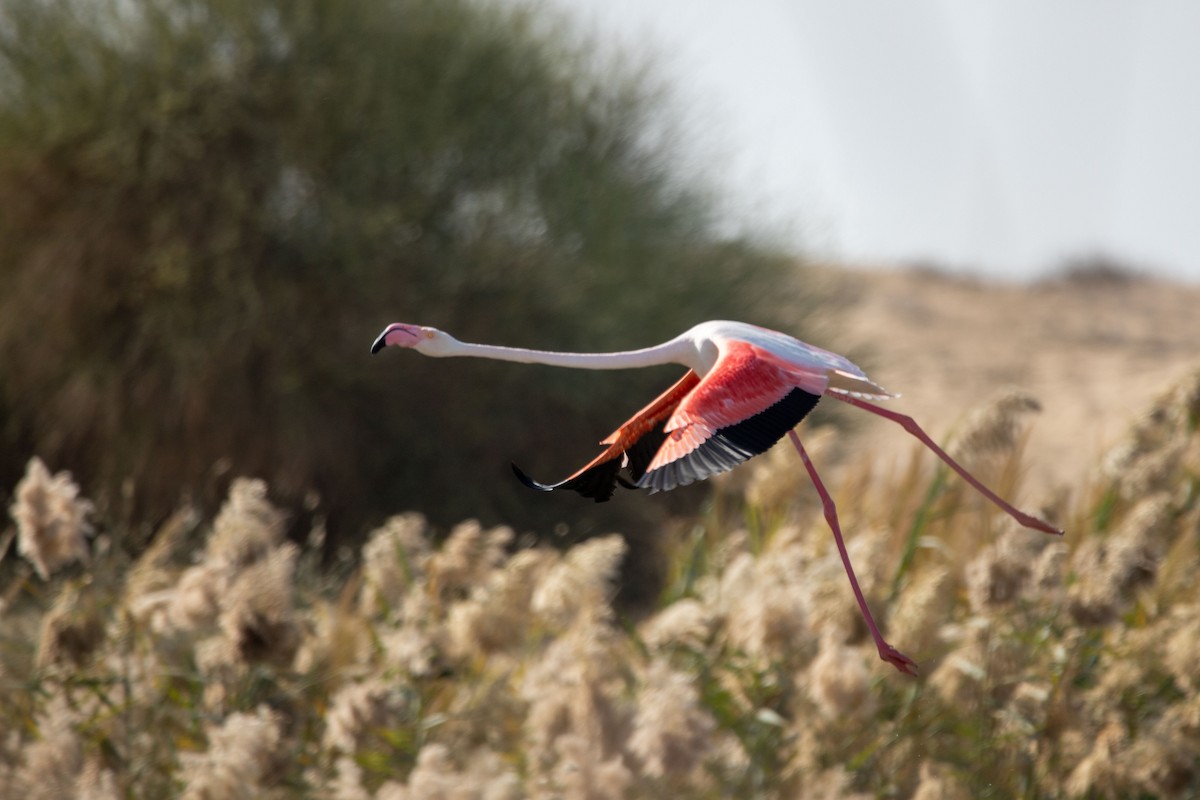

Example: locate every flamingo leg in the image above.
[831,394,1063,536]
[787,430,918,676]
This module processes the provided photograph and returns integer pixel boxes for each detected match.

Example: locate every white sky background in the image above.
[541,0,1200,281]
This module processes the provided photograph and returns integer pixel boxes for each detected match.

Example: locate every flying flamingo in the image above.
[372,320,1061,675]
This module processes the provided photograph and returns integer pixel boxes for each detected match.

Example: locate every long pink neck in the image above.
[437,336,695,371]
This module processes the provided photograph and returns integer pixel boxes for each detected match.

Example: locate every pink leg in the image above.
[832,394,1063,536]
[788,430,918,676]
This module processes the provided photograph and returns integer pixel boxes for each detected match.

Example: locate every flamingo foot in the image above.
[1011,508,1064,536]
[878,643,919,677]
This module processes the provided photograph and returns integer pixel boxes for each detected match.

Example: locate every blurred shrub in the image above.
[0,0,803,545]
[1046,253,1145,286]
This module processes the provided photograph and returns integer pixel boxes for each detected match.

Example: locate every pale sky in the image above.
[543,0,1200,281]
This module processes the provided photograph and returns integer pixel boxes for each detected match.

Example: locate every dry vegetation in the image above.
[2,361,1199,799]
[824,265,1200,490]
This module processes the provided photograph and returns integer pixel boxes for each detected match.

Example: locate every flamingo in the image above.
[371,320,1061,675]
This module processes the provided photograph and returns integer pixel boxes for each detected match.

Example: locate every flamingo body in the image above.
[517,322,891,498]
[374,319,889,500]
[522,338,832,499]
[372,318,1062,676]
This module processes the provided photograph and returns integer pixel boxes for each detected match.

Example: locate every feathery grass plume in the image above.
[174,538,299,711]
[1068,493,1173,625]
[1155,506,1200,604]
[963,527,1047,613]
[805,636,877,723]
[34,582,105,670]
[425,520,513,603]
[1110,491,1175,576]
[547,734,633,800]
[702,730,754,788]
[1066,538,1122,626]
[1110,369,1200,453]
[639,598,715,652]
[705,525,753,576]
[194,635,243,713]
[1064,720,1131,798]
[88,630,169,715]
[179,705,286,800]
[949,390,1042,464]
[626,658,716,780]
[293,599,374,678]
[329,757,371,800]
[715,552,795,656]
[163,479,288,632]
[386,744,521,800]
[10,698,82,800]
[929,616,1026,708]
[120,507,201,628]
[380,622,440,679]
[995,681,1051,743]
[791,714,830,780]
[806,524,894,643]
[1116,440,1188,500]
[1162,604,1200,693]
[793,769,873,800]
[1123,714,1200,796]
[532,535,626,629]
[323,678,413,754]
[206,478,287,569]
[436,666,532,761]
[521,621,630,785]
[942,391,1043,532]
[714,531,818,663]
[376,567,455,678]
[445,547,556,662]
[740,426,837,512]
[1046,728,1094,793]
[1013,679,1051,715]
[1122,697,1200,796]
[911,761,971,800]
[217,542,301,668]
[360,513,432,618]
[165,562,226,631]
[75,756,120,800]
[374,784,406,800]
[887,565,953,658]
[1030,538,1068,595]
[10,457,93,580]
[1084,656,1147,717]
[1102,369,1200,501]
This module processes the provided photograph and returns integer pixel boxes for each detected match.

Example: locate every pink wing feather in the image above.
[639,341,825,491]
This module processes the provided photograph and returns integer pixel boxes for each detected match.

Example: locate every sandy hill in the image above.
[813,265,1200,495]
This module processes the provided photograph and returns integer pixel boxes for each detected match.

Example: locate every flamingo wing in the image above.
[512,370,701,502]
[637,341,822,493]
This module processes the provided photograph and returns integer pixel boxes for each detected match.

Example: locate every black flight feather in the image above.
[513,388,820,501]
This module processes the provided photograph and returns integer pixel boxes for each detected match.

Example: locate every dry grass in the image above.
[823,265,1200,492]
[2,369,1199,798]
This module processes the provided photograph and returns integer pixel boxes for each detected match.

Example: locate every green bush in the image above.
[0,0,803,547]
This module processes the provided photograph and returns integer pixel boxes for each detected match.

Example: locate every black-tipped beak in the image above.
[370,330,388,354]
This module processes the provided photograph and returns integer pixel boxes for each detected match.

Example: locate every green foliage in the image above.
[0,0,802,541]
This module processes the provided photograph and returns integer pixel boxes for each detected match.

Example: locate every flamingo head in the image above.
[371,323,455,355]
